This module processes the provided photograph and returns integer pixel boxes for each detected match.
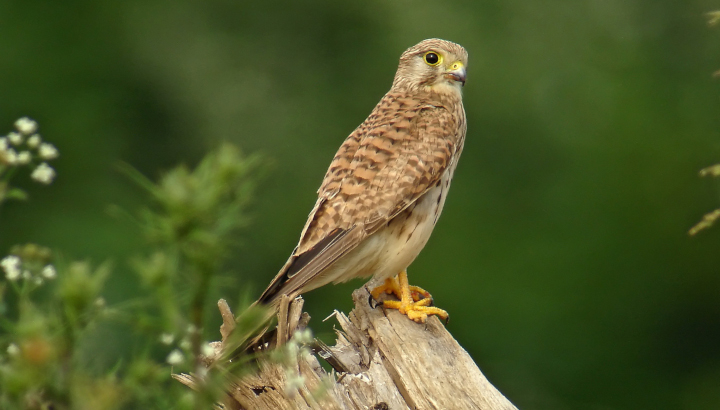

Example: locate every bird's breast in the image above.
[321,165,456,288]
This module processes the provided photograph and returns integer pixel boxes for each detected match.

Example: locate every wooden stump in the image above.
[176,287,518,410]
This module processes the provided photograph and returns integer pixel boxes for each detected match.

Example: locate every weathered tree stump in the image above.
[176,287,518,410]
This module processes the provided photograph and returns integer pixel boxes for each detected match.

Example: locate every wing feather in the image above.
[258,94,464,304]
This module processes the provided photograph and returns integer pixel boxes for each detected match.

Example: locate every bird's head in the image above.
[391,38,468,97]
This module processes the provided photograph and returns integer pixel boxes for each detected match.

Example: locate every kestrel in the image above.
[259,39,468,323]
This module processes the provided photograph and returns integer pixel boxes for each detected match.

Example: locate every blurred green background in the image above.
[2,0,720,408]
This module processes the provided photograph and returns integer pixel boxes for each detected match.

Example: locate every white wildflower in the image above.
[22,270,32,280]
[2,148,18,165]
[284,373,306,396]
[1,256,22,281]
[286,340,299,358]
[160,333,175,345]
[166,349,184,365]
[94,297,106,308]
[292,328,313,344]
[179,338,191,351]
[41,265,57,279]
[27,134,41,148]
[0,137,7,151]
[16,151,31,165]
[14,117,38,135]
[38,143,58,160]
[4,269,20,281]
[31,163,56,184]
[33,276,43,286]
[201,342,215,357]
[7,132,23,146]
[6,343,20,356]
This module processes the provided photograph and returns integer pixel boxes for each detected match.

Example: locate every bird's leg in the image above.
[370,270,449,324]
[370,273,431,302]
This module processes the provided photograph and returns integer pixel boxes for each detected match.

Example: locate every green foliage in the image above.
[0,126,270,409]
[1,252,113,409]
[2,2,720,408]
[0,118,58,208]
[688,16,720,236]
[126,143,262,255]
[689,163,720,235]
[123,144,265,337]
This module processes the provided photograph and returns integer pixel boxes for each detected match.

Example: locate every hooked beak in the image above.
[444,61,467,86]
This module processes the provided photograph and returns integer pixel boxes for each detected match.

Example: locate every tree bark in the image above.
[176,287,518,410]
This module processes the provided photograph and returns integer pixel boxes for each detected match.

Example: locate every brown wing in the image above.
[258,93,463,304]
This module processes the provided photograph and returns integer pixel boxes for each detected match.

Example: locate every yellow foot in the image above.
[370,274,432,302]
[370,270,448,324]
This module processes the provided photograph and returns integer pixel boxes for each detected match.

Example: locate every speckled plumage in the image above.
[259,39,468,305]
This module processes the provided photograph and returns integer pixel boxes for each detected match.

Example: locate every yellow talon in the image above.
[370,274,433,302]
[370,270,448,324]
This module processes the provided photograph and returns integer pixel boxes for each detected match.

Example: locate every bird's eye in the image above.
[424,52,441,66]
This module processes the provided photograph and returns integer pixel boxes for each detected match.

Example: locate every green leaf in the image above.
[5,187,28,201]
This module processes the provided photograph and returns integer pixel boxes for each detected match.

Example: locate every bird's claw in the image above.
[369,270,448,325]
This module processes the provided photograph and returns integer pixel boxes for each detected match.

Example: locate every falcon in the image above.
[259,39,468,323]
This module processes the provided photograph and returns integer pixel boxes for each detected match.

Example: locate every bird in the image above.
[258,39,468,324]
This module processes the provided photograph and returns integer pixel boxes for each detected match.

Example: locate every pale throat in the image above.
[426,81,463,100]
